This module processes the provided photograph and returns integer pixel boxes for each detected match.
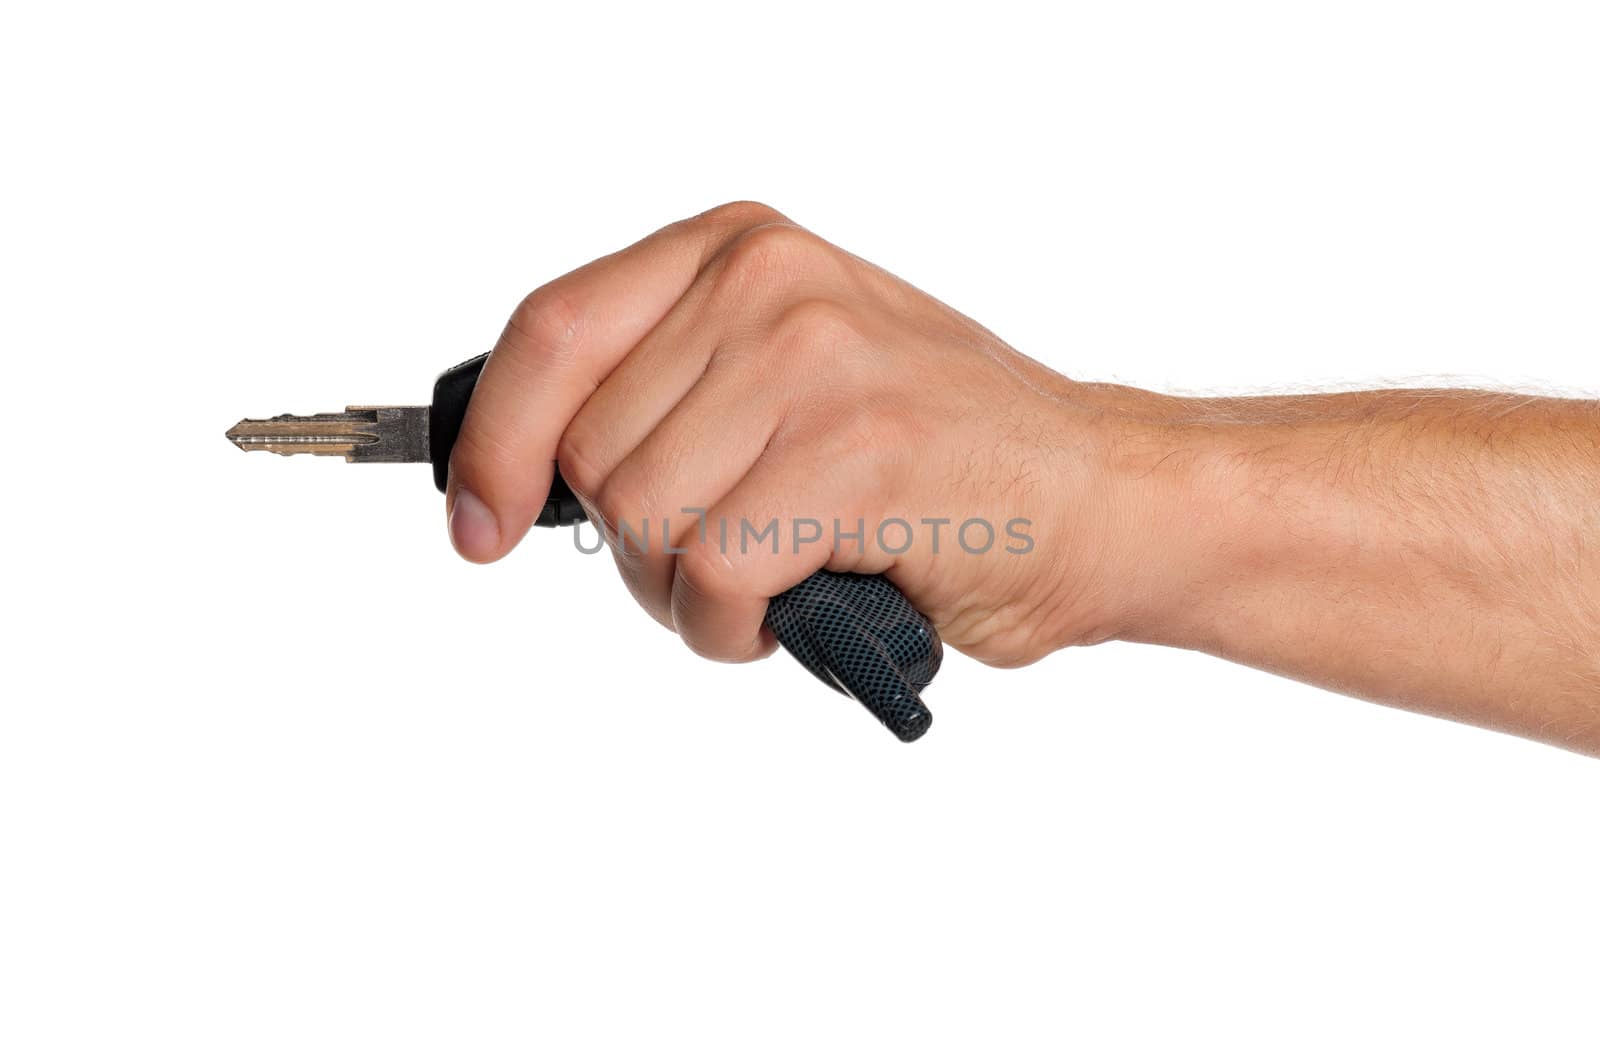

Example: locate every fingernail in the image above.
[448,487,500,560]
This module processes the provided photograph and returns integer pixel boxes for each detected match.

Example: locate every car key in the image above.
[227,353,942,741]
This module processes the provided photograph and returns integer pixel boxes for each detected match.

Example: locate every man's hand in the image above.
[448,202,1600,754]
[446,202,1130,668]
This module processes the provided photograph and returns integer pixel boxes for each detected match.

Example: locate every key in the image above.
[227,353,940,740]
[226,355,586,526]
[225,407,430,463]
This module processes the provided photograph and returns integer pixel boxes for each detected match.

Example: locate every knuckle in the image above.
[502,286,584,369]
[715,222,821,293]
[554,426,605,499]
[674,541,740,610]
[696,199,789,230]
[770,297,864,359]
[671,551,753,663]
[592,467,644,531]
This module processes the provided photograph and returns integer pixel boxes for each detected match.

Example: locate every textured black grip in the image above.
[766,570,941,741]
[432,353,942,740]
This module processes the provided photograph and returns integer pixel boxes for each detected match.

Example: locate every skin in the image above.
[447,202,1600,755]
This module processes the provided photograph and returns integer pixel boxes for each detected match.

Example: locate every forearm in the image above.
[1090,386,1600,753]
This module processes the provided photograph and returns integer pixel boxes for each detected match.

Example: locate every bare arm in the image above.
[1094,386,1600,751]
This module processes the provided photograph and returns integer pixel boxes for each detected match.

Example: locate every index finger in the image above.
[446,200,787,562]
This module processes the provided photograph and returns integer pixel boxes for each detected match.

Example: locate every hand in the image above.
[445,202,1143,667]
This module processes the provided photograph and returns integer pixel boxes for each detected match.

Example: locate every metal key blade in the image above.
[225,406,430,463]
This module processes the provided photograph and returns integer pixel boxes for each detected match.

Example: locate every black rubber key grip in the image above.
[432,353,943,740]
[766,570,940,741]
[431,354,586,527]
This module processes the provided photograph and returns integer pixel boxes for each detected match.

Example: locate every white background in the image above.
[3,1,1597,1059]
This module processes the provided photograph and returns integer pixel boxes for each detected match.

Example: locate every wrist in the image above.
[1067,388,1310,653]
